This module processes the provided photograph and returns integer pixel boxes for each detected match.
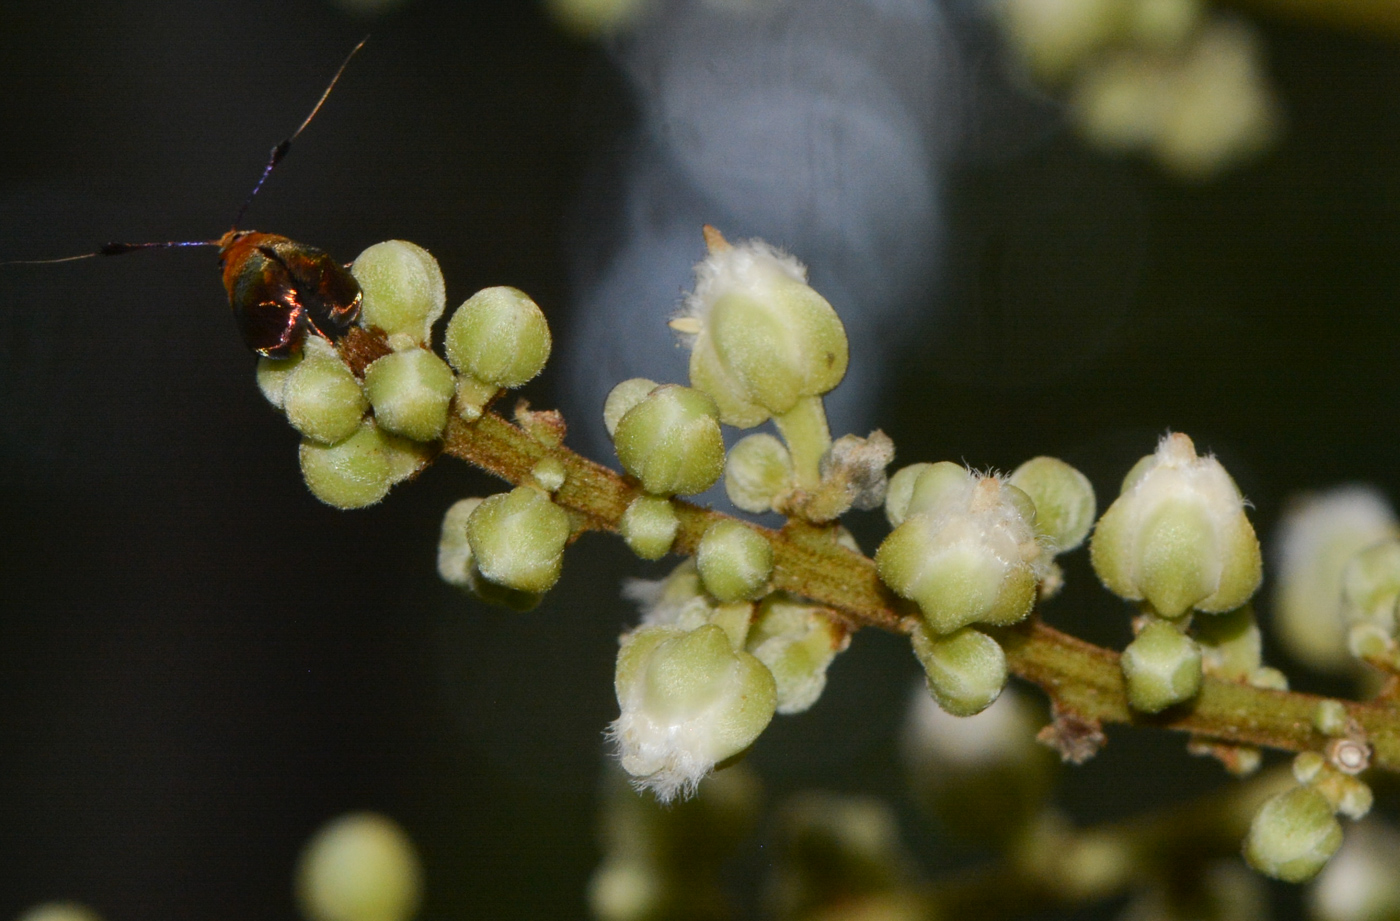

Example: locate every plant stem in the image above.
[773,395,831,492]
[440,407,1400,772]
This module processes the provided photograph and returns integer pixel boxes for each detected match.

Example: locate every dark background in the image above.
[1,1,1398,919]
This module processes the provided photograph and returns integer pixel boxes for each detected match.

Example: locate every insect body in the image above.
[217,230,362,358]
[11,40,368,359]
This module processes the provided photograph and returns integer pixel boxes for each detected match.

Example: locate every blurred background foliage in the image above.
[1,0,1399,918]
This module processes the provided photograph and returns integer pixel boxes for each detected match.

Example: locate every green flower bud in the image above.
[362,347,455,442]
[444,286,551,389]
[1310,820,1400,921]
[284,340,368,445]
[437,498,540,611]
[1091,432,1261,618]
[1250,666,1289,691]
[620,495,680,561]
[1121,618,1202,713]
[256,351,303,409]
[885,461,972,527]
[745,595,848,715]
[696,520,774,603]
[1274,487,1398,673]
[1312,700,1351,738]
[530,456,567,493]
[1009,456,1097,553]
[877,472,1044,634]
[677,228,848,428]
[351,240,446,345]
[299,420,394,509]
[296,812,423,921]
[466,486,571,594]
[603,378,659,438]
[611,623,777,802]
[902,685,1055,846]
[724,433,795,514]
[612,385,725,496]
[1195,605,1262,681]
[1341,539,1400,636]
[16,905,103,921]
[1000,0,1124,82]
[1243,785,1343,883]
[910,623,1009,717]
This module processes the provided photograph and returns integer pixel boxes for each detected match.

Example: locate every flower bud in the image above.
[603,378,659,437]
[696,520,774,603]
[256,351,303,409]
[884,461,972,527]
[624,560,714,631]
[1309,820,1400,921]
[362,347,455,442]
[910,623,1009,717]
[620,495,680,561]
[466,486,571,594]
[284,339,368,445]
[1129,0,1202,50]
[877,471,1043,634]
[296,812,423,921]
[437,498,540,611]
[1000,0,1124,82]
[611,624,777,802]
[1243,785,1343,883]
[1091,433,1261,618]
[299,420,394,509]
[677,229,847,428]
[612,385,725,497]
[444,286,551,389]
[530,456,566,493]
[902,685,1055,845]
[745,595,848,714]
[724,433,795,514]
[804,431,895,522]
[1009,456,1097,554]
[1274,486,1398,673]
[16,905,103,921]
[1194,605,1262,681]
[351,240,446,346]
[1341,539,1400,636]
[1121,618,1202,713]
[771,793,911,919]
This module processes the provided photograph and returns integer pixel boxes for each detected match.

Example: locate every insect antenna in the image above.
[229,37,368,230]
[0,239,219,267]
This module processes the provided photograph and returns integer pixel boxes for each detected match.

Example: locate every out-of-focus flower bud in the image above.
[1121,618,1202,713]
[877,470,1044,634]
[1009,456,1097,554]
[362,347,455,442]
[1118,861,1266,921]
[696,520,774,603]
[725,433,795,514]
[1091,432,1261,618]
[999,0,1125,82]
[465,486,571,594]
[902,684,1056,845]
[744,594,848,714]
[625,560,716,632]
[619,495,680,562]
[283,338,368,445]
[1309,819,1400,921]
[1243,785,1343,883]
[444,286,551,390]
[910,622,1009,717]
[351,240,446,346]
[295,812,423,921]
[611,624,777,802]
[675,228,847,429]
[1128,0,1203,50]
[1341,539,1400,636]
[1273,486,1397,673]
[437,498,541,611]
[612,385,725,497]
[15,905,103,921]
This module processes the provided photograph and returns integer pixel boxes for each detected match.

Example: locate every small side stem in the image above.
[773,395,831,492]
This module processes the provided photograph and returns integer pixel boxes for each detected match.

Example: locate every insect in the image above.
[9,40,368,359]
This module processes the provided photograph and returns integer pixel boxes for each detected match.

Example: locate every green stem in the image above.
[440,408,1400,773]
[773,395,831,492]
